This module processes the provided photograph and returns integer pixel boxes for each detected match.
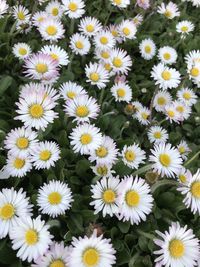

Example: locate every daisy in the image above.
[135,106,150,125]
[4,127,38,157]
[32,11,48,27]
[164,103,181,123]
[139,38,156,60]
[59,81,87,100]
[118,20,137,40]
[89,136,118,165]
[158,46,177,65]
[177,88,197,106]
[108,24,122,42]
[6,154,32,178]
[110,0,130,8]
[118,176,153,225]
[190,0,200,7]
[70,33,91,55]
[95,48,111,62]
[15,91,58,131]
[176,20,194,38]
[153,91,172,112]
[69,123,102,155]
[185,50,200,66]
[121,144,146,169]
[62,0,85,19]
[94,30,116,51]
[147,126,168,144]
[38,18,65,42]
[154,222,200,267]
[151,63,181,90]
[0,0,8,18]
[177,140,191,160]
[69,230,116,267]
[177,167,192,184]
[188,62,200,83]
[0,188,32,238]
[12,5,31,25]
[90,176,121,217]
[110,81,132,102]
[157,2,180,19]
[174,100,191,121]
[30,141,60,170]
[37,180,73,218]
[10,216,52,262]
[41,44,69,66]
[85,62,109,89]
[78,16,102,37]
[45,0,64,19]
[110,48,132,74]
[23,53,59,83]
[64,94,100,123]
[91,163,115,178]
[12,43,31,60]
[149,143,183,178]
[132,14,143,26]
[32,242,71,267]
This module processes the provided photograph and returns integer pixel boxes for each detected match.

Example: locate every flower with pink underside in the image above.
[137,0,150,10]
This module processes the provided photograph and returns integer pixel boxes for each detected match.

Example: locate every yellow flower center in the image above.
[50,53,59,60]
[169,239,185,258]
[67,91,76,99]
[117,88,126,98]
[164,10,172,18]
[17,11,25,20]
[167,110,175,118]
[123,27,130,36]
[29,104,44,118]
[46,25,57,36]
[183,92,191,100]
[153,131,162,139]
[50,260,65,267]
[178,146,185,154]
[52,7,59,16]
[159,153,171,167]
[103,189,116,203]
[0,204,15,220]
[76,105,89,117]
[16,137,29,149]
[90,72,99,82]
[96,146,108,158]
[39,150,51,161]
[13,158,25,169]
[191,181,200,198]
[80,134,92,145]
[48,192,62,205]
[101,51,110,59]
[18,47,27,56]
[125,150,135,162]
[145,45,151,54]
[161,70,171,80]
[96,166,108,176]
[82,248,100,266]
[125,190,140,207]
[179,174,186,183]
[141,112,148,120]
[114,0,122,4]
[163,52,171,60]
[104,63,112,71]
[75,41,84,49]
[113,57,122,68]
[100,36,108,44]
[181,26,188,32]
[111,30,118,37]
[190,67,199,77]
[25,229,38,245]
[35,63,48,74]
[176,106,184,113]
[68,2,78,11]
[86,24,94,32]
[157,97,166,106]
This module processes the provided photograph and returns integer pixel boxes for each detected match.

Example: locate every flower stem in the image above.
[184,150,200,167]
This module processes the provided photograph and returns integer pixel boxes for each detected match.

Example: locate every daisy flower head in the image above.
[177,88,197,106]
[110,81,132,102]
[12,5,31,25]
[164,103,181,123]
[147,126,168,144]
[188,62,200,86]
[12,43,31,60]
[174,100,192,121]
[59,81,87,100]
[64,94,100,123]
[78,16,102,37]
[135,106,150,125]
[151,63,181,90]
[30,141,60,170]
[85,62,109,89]
[45,0,64,19]
[121,144,146,169]
[157,2,180,19]
[37,180,73,218]
[132,14,144,27]
[110,0,130,8]
[10,216,52,262]
[139,38,156,60]
[185,50,200,66]
[32,11,48,27]
[108,24,122,43]
[110,48,132,74]
[6,153,32,178]
[95,48,111,62]
[69,230,116,267]
[23,53,59,83]
[177,140,191,160]
[70,33,91,55]
[38,18,65,42]
[94,30,116,51]
[89,135,119,165]
[137,0,150,9]
[91,163,115,178]
[118,176,153,225]
[176,20,194,38]
[149,143,183,178]
[62,0,85,19]
[41,44,69,66]
[177,167,192,184]
[90,176,121,217]
[153,91,172,112]
[4,127,38,157]
[69,123,102,155]
[118,20,137,40]
[0,0,8,18]
[154,222,200,267]
[158,46,177,65]
[0,188,32,238]
[190,0,200,7]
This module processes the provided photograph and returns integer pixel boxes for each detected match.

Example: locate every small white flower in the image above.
[135,106,150,125]
[177,140,191,160]
[6,154,32,178]
[41,44,69,66]
[12,5,31,25]
[177,87,197,106]
[78,16,102,37]
[153,90,172,112]
[0,0,9,18]
[110,0,130,8]
[62,0,85,19]
[45,0,64,18]
[59,81,87,100]
[94,30,116,50]
[139,38,156,60]
[110,81,132,102]
[148,126,168,144]
[176,20,194,38]
[158,46,177,65]
[85,62,109,89]
[38,18,65,42]
[157,2,180,19]
[121,144,146,169]
[118,20,137,40]
[13,43,31,60]
[70,33,91,55]
[110,48,132,74]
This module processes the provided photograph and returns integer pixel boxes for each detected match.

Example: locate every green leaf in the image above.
[0,76,13,96]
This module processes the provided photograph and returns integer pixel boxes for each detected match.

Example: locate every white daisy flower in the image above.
[70,33,91,55]
[151,63,181,90]
[149,143,183,178]
[41,44,69,66]
[177,167,192,184]
[64,94,100,123]
[69,230,116,267]
[139,38,156,60]
[110,0,130,8]
[0,188,32,238]
[91,163,115,178]
[62,0,85,19]
[108,24,122,43]
[45,0,64,18]
[188,62,200,84]
[59,81,87,100]
[37,180,73,218]
[135,106,150,125]
[157,2,180,19]
[177,88,197,106]
[95,48,111,62]
[32,11,48,27]
[12,43,31,60]
[30,141,60,170]
[6,154,32,178]
[38,18,65,42]
[177,140,191,160]
[174,100,192,121]
[110,48,132,74]
[121,144,146,169]
[4,127,38,157]
[69,123,102,155]
[85,62,109,89]
[94,30,116,51]
[10,216,52,262]
[164,103,182,123]
[0,0,8,18]
[132,101,143,113]
[158,46,177,65]
[118,176,153,225]
[110,81,132,102]
[90,176,121,217]
[176,20,194,38]
[89,136,118,165]
[153,90,172,112]
[147,126,168,144]
[78,16,102,37]
[118,20,137,40]
[185,50,200,66]
[12,5,31,25]
[132,14,143,26]
[190,0,200,7]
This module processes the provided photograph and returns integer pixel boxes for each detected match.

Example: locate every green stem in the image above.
[136,229,155,240]
[132,164,152,176]
[151,179,178,194]
[184,150,200,167]
[99,88,105,106]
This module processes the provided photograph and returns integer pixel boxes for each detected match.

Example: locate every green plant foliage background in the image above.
[0,0,200,266]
